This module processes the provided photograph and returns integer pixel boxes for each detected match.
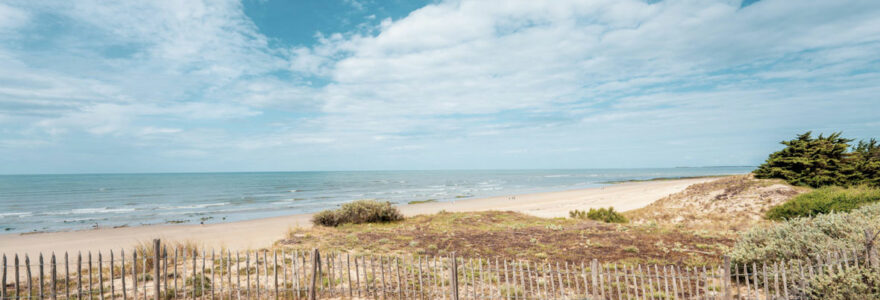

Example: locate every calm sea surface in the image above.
[0,167,752,233]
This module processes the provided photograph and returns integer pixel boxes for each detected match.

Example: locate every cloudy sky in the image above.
[1,0,879,174]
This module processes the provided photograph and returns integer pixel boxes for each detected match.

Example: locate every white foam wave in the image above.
[71,207,136,214]
[166,202,229,210]
[0,212,32,218]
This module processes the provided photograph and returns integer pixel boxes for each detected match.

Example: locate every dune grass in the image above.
[280,210,731,266]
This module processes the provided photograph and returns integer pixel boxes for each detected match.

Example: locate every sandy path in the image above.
[0,177,717,257]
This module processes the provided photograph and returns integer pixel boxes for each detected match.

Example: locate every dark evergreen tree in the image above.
[754,132,856,187]
[853,139,880,187]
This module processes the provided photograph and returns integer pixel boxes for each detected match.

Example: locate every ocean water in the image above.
[0,167,752,233]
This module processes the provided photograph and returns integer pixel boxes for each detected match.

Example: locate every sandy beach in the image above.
[0,177,717,257]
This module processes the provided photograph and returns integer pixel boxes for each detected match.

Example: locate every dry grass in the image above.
[625,174,809,232]
[276,210,732,266]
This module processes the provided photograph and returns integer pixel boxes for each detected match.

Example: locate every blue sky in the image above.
[1,0,879,174]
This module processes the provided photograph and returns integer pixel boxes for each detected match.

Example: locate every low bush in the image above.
[312,200,404,227]
[806,266,880,300]
[730,202,880,266]
[570,207,628,223]
[766,185,880,220]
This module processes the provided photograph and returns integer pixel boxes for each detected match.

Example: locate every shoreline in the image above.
[0,176,720,257]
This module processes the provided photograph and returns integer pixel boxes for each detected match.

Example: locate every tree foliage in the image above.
[754,132,879,188]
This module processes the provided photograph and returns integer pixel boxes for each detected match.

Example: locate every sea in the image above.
[0,167,752,233]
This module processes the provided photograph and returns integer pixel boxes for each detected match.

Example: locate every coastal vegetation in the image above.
[765,185,880,220]
[754,131,880,188]
[730,202,880,266]
[282,210,730,265]
[311,200,404,227]
[569,207,628,223]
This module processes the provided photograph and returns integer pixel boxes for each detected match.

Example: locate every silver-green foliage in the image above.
[730,202,880,266]
[806,266,880,299]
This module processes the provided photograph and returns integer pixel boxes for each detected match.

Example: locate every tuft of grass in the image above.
[312,200,404,227]
[766,185,880,220]
[570,207,628,223]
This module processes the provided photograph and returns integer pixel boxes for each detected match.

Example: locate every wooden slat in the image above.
[1,255,5,300]
[782,260,790,299]
[348,252,354,298]
[98,252,104,300]
[432,256,440,300]
[109,251,115,299]
[121,250,127,300]
[751,262,759,300]
[762,262,769,299]
[773,262,780,299]
[354,254,361,299]
[14,254,20,299]
[418,256,425,300]
[142,251,147,300]
[26,255,32,299]
[39,253,44,300]
[395,257,403,299]
[237,252,242,300]
[380,255,387,299]
[51,253,57,300]
[213,250,218,300]
[369,255,377,299]
[246,251,251,300]
[163,246,168,296]
[132,250,137,300]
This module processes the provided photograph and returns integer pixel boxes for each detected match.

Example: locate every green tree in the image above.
[754,132,857,187]
[852,139,880,187]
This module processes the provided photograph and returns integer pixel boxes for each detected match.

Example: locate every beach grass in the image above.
[277,210,732,266]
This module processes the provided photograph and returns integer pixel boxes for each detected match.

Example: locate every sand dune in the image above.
[0,177,718,257]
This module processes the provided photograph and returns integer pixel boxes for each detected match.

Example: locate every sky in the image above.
[0,0,879,174]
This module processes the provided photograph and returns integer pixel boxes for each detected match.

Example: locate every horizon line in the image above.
[0,165,758,177]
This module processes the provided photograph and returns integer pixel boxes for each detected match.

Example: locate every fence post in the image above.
[723,256,732,300]
[450,252,460,300]
[154,239,161,300]
[591,259,599,299]
[310,249,320,300]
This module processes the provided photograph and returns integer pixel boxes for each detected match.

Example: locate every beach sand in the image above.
[0,177,718,257]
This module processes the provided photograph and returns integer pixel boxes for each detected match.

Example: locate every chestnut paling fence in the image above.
[1,239,878,299]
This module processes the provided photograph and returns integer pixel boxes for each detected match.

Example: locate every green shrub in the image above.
[730,202,880,266]
[311,200,404,227]
[754,131,880,188]
[766,185,880,220]
[806,266,880,300]
[570,207,627,223]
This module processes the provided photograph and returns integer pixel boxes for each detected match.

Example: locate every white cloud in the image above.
[0,3,28,32]
[3,0,880,172]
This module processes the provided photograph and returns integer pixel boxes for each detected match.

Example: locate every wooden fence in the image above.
[1,239,878,299]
